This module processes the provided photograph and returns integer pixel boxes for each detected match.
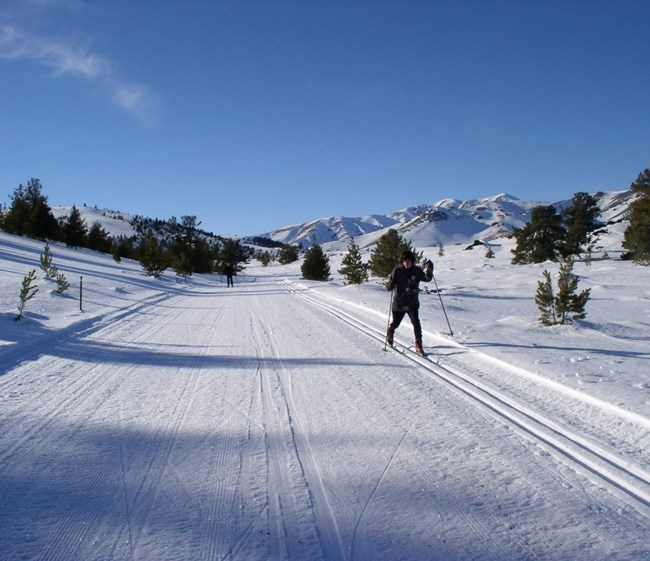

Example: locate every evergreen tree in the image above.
[535,258,590,325]
[622,169,650,263]
[3,179,58,239]
[191,238,217,274]
[172,252,193,281]
[259,251,272,266]
[217,238,251,274]
[535,271,557,326]
[368,229,416,278]
[168,215,206,271]
[39,243,54,276]
[561,192,601,258]
[301,244,330,281]
[30,197,60,241]
[338,240,368,284]
[113,235,136,261]
[112,245,122,263]
[62,205,88,248]
[39,243,59,279]
[278,244,300,264]
[16,270,38,321]
[139,235,168,277]
[511,205,565,264]
[87,221,112,253]
[55,271,70,293]
[3,186,30,235]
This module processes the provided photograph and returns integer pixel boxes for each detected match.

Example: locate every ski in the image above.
[384,342,438,364]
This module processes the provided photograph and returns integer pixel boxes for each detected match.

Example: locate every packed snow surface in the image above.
[0,231,648,560]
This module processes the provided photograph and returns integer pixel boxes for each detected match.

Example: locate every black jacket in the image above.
[386,263,433,311]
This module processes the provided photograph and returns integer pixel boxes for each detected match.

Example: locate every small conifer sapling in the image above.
[16,270,38,321]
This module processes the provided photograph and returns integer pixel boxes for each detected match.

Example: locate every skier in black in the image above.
[224,264,235,287]
[386,250,434,354]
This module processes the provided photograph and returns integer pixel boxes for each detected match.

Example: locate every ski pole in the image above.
[383,288,394,351]
[431,270,454,336]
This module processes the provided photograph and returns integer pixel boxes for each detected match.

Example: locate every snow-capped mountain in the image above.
[51,190,636,252]
[260,190,635,250]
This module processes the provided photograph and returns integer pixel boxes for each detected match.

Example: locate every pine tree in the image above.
[3,179,58,239]
[62,205,88,248]
[3,187,30,235]
[338,240,368,284]
[278,244,300,264]
[168,215,208,273]
[535,258,590,325]
[55,271,70,293]
[511,205,565,264]
[139,235,168,278]
[113,235,136,261]
[112,244,122,263]
[535,270,557,326]
[16,270,38,321]
[172,252,193,282]
[87,221,112,253]
[622,169,650,263]
[560,192,601,258]
[301,244,330,281]
[217,238,251,274]
[39,244,57,279]
[368,229,416,278]
[259,251,272,266]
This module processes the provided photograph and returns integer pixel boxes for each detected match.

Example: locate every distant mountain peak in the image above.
[260,190,632,250]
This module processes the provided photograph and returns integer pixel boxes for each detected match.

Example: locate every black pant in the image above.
[227,275,234,287]
[390,309,422,341]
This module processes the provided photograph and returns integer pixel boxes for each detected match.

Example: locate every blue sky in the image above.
[1,0,649,237]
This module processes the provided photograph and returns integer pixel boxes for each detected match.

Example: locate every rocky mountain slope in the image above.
[261,190,635,250]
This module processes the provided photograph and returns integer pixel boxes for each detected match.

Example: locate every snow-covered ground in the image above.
[0,229,648,560]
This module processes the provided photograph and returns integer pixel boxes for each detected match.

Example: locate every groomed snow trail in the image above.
[1,279,648,560]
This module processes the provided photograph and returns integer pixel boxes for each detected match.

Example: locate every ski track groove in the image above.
[22,303,181,561]
[24,293,220,561]
[197,303,260,561]
[349,426,409,560]
[123,307,215,560]
[282,282,650,522]
[334,347,523,561]
[31,296,199,561]
[215,368,268,561]
[250,295,323,560]
[254,294,350,561]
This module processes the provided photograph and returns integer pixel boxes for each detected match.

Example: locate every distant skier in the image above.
[386,250,434,355]
[224,264,235,287]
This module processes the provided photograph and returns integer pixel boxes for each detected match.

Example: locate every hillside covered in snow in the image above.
[260,190,636,251]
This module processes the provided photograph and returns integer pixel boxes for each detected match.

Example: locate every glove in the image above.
[425,259,433,271]
[386,280,394,291]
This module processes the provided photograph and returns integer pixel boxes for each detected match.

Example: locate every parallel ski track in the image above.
[281,282,650,520]
[250,292,347,561]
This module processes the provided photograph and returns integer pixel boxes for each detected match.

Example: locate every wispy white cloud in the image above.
[0,23,160,122]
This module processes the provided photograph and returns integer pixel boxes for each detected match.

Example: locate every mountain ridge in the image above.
[52,190,635,252]
[259,190,634,250]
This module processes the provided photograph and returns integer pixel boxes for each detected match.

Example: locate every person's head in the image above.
[400,249,415,267]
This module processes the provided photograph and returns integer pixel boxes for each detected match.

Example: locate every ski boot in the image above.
[415,339,424,356]
[386,327,394,347]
